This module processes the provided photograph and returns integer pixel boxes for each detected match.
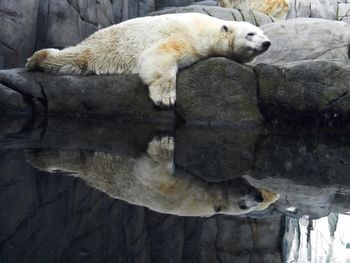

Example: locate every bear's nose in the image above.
[262,41,271,50]
[253,191,264,203]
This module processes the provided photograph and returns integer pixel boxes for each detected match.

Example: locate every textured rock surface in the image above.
[287,0,338,20]
[0,0,40,69]
[0,0,155,69]
[337,3,350,23]
[0,58,262,126]
[254,18,350,65]
[0,84,30,114]
[149,5,276,25]
[176,58,262,125]
[255,60,350,124]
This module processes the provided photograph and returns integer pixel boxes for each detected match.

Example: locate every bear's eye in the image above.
[246,32,255,40]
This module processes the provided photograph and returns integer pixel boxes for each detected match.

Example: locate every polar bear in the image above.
[218,0,290,19]
[25,13,271,106]
[26,136,279,217]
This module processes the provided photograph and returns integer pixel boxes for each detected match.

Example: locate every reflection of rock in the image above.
[255,60,350,124]
[247,129,350,218]
[27,136,278,217]
[254,18,350,65]
[175,126,260,182]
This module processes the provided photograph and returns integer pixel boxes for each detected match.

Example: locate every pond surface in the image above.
[0,117,349,263]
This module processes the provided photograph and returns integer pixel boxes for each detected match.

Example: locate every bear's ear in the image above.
[221,25,229,33]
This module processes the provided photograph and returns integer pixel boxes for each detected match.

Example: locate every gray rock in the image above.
[0,84,30,114]
[177,58,262,126]
[0,69,46,112]
[337,3,350,23]
[0,0,156,69]
[0,0,40,69]
[149,5,276,26]
[287,0,338,20]
[254,18,350,65]
[255,60,350,125]
[191,1,218,6]
[0,58,262,126]
[155,0,195,9]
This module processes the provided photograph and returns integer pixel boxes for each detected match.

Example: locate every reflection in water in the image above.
[1,117,350,263]
[26,136,279,217]
[284,213,350,263]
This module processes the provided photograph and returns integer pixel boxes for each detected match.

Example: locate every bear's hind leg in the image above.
[137,47,178,107]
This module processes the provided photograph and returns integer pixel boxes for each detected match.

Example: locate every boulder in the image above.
[148,5,276,26]
[0,58,262,126]
[254,18,350,65]
[255,60,350,125]
[287,0,338,20]
[177,58,262,126]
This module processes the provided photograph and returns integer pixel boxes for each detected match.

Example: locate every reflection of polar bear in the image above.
[219,0,290,19]
[27,137,278,217]
[26,13,271,106]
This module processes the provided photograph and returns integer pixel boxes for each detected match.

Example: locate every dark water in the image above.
[0,117,349,263]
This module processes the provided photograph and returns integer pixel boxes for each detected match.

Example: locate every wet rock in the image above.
[0,84,30,114]
[255,60,350,124]
[149,5,276,26]
[0,58,262,126]
[254,18,350,65]
[0,69,46,113]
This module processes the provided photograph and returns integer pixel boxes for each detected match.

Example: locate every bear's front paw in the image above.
[147,136,174,162]
[148,81,176,107]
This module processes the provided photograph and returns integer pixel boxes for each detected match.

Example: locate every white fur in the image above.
[26,13,270,106]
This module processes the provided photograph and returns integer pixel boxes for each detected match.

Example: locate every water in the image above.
[0,117,349,263]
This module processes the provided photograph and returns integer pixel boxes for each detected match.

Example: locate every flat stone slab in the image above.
[0,58,262,127]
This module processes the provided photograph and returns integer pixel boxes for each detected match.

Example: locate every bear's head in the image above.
[211,178,279,215]
[220,21,271,63]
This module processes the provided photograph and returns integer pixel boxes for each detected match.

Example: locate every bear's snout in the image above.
[262,40,271,51]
